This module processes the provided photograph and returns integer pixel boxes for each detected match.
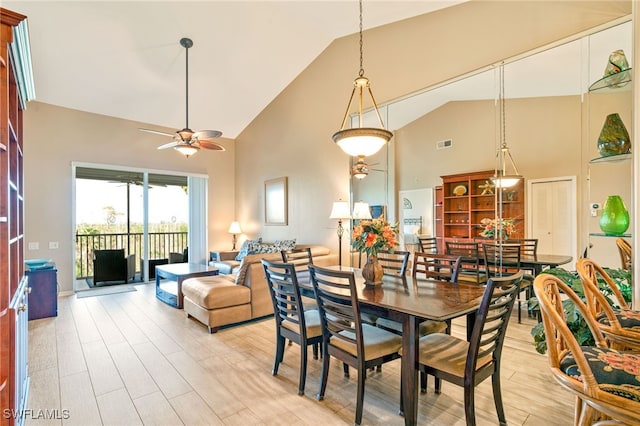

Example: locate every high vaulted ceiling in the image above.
[4,1,466,139]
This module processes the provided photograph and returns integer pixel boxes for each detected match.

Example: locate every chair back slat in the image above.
[417,236,438,253]
[263,260,306,331]
[308,266,364,353]
[508,238,538,257]
[377,250,410,276]
[281,247,313,271]
[466,271,522,375]
[482,242,521,277]
[445,241,485,283]
[412,252,461,282]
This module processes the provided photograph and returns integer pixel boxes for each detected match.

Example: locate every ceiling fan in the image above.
[351,155,384,179]
[139,37,224,157]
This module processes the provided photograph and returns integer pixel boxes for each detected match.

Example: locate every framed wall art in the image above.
[264,177,288,225]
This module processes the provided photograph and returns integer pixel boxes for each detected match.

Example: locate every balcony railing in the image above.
[75,231,188,279]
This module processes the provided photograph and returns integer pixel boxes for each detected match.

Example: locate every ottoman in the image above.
[182,275,252,333]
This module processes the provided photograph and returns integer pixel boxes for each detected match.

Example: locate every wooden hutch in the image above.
[1,7,33,425]
[435,170,525,251]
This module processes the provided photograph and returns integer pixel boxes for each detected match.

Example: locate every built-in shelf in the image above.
[589,153,632,164]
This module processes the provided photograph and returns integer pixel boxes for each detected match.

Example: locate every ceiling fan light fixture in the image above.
[332,0,391,159]
[177,128,195,142]
[174,143,199,157]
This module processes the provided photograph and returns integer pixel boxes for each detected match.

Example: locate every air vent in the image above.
[436,139,453,150]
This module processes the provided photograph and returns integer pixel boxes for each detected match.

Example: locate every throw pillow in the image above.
[248,242,280,255]
[274,239,296,251]
[235,238,262,261]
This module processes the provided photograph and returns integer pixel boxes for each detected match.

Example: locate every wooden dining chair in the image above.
[615,237,632,271]
[417,236,438,253]
[308,265,402,425]
[412,252,461,282]
[405,270,523,426]
[533,273,640,425]
[576,258,639,351]
[280,247,313,270]
[445,241,487,284]
[482,242,531,323]
[262,259,323,396]
[377,250,410,276]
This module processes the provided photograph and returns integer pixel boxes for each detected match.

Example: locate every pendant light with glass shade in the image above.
[332,0,392,158]
[491,64,522,188]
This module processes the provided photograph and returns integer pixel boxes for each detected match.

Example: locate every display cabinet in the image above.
[437,170,525,244]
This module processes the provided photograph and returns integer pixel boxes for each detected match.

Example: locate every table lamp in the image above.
[228,221,242,250]
[352,202,372,220]
[329,201,350,267]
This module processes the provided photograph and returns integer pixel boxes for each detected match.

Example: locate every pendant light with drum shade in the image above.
[332,0,392,158]
[491,64,522,189]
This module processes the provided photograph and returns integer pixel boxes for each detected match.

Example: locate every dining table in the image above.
[300,266,487,426]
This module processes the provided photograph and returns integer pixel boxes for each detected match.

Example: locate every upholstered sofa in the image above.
[182,244,337,333]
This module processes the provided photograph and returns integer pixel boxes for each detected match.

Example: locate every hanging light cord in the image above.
[358,0,364,77]
[185,42,189,130]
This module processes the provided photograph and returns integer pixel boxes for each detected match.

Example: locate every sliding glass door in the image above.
[74,165,198,290]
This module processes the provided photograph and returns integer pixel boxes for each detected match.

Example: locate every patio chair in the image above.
[93,249,135,285]
[533,273,640,425]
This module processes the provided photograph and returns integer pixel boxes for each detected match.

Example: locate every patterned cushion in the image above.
[599,309,640,330]
[274,239,296,251]
[248,242,281,255]
[560,346,640,402]
[235,238,262,261]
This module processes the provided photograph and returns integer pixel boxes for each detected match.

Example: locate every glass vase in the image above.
[362,255,383,286]
[599,195,630,236]
[597,113,631,157]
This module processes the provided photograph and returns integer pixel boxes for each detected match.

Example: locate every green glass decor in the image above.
[599,195,630,236]
[597,113,631,157]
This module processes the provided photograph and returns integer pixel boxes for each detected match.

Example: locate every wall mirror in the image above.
[350,18,632,268]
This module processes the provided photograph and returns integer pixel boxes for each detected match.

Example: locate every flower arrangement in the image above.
[352,218,398,257]
[480,217,516,239]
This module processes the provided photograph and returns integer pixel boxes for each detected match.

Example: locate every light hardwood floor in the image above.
[26,283,574,425]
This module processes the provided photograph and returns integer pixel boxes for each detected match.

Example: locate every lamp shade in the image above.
[333,127,391,157]
[352,202,372,219]
[329,201,350,219]
[174,144,199,157]
[227,221,242,234]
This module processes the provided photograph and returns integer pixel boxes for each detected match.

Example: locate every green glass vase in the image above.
[597,113,631,157]
[599,195,629,236]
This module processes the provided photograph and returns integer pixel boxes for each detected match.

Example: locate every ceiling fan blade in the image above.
[157,141,179,150]
[139,128,175,138]
[198,140,226,151]
[195,130,223,140]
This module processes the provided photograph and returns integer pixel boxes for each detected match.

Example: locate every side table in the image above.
[26,267,58,320]
[155,263,218,308]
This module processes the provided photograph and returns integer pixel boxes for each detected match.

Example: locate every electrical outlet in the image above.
[49,241,59,249]
[28,242,39,250]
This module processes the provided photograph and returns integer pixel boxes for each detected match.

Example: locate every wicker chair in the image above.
[615,237,632,271]
[533,273,640,425]
[576,258,639,351]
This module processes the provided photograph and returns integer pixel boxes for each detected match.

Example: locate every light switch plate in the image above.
[49,241,59,249]
[28,242,39,250]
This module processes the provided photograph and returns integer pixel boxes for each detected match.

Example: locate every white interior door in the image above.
[528,177,577,270]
